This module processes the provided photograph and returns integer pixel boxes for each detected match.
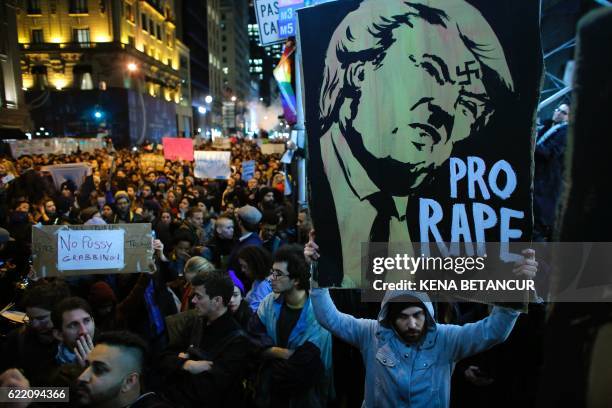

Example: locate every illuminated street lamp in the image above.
[198,106,207,114]
[127,63,138,72]
[231,96,237,102]
[205,95,213,104]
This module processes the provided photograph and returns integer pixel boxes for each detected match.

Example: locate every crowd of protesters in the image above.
[0,135,545,408]
[0,138,319,407]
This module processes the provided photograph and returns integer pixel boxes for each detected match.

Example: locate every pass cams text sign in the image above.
[32,224,153,277]
[254,0,282,45]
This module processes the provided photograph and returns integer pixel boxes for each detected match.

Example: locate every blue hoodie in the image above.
[310,288,519,408]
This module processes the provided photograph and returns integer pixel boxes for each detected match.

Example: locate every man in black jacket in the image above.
[159,272,250,407]
[534,103,570,241]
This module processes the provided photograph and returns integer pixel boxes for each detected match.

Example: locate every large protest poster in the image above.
[32,224,153,277]
[162,137,194,161]
[298,0,542,287]
[194,151,231,180]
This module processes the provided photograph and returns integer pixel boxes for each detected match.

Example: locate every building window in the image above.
[149,19,155,36]
[74,65,94,90]
[141,13,147,31]
[128,35,135,47]
[27,0,42,14]
[156,24,161,40]
[179,56,188,69]
[125,2,135,23]
[73,28,91,47]
[31,29,44,44]
[69,0,88,14]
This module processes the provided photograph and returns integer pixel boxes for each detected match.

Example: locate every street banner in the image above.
[8,138,106,158]
[31,224,153,277]
[194,151,231,180]
[242,160,256,180]
[40,163,92,191]
[298,0,542,287]
[260,143,286,155]
[162,137,194,161]
[140,153,166,171]
[273,42,298,125]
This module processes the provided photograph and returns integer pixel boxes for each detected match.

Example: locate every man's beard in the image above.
[342,120,435,196]
[76,378,123,407]
[395,325,426,345]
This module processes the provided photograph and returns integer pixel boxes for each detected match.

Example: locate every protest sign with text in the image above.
[32,224,153,277]
[194,151,231,179]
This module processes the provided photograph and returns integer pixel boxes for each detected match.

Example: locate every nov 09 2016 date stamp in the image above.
[0,387,69,403]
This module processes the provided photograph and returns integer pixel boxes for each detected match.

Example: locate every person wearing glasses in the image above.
[247,244,333,407]
[534,103,570,241]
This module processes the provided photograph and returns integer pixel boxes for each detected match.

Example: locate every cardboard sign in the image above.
[32,224,153,277]
[58,229,125,270]
[140,153,166,171]
[162,137,194,161]
[260,143,286,155]
[194,151,231,180]
[298,0,542,286]
[212,137,232,149]
[242,160,256,180]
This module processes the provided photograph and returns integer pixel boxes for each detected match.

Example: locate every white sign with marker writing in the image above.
[57,229,125,270]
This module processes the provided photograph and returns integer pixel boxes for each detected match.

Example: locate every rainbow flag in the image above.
[273,42,297,125]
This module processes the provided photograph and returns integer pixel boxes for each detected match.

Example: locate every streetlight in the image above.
[231,96,237,102]
[198,106,207,114]
[127,62,138,72]
[205,95,213,104]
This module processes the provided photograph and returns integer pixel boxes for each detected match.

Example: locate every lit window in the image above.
[69,0,88,14]
[73,28,91,47]
[27,0,41,14]
[31,29,44,44]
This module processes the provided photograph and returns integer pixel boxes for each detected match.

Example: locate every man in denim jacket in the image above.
[305,237,537,408]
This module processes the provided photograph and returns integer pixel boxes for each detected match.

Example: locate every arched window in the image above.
[73,65,93,90]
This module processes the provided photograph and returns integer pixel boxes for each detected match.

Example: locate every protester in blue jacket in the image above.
[305,236,538,408]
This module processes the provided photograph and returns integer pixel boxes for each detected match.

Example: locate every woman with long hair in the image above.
[237,245,273,312]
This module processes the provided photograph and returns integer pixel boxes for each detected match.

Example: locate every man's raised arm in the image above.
[305,232,376,349]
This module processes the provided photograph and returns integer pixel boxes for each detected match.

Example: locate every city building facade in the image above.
[0,0,31,136]
[17,0,192,145]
